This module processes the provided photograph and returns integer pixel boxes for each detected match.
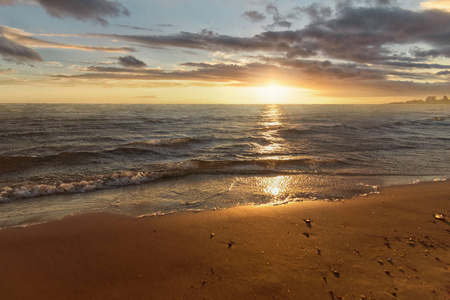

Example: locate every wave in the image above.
[0,137,199,172]
[260,124,285,131]
[0,131,50,138]
[0,158,350,202]
[0,144,168,174]
[278,128,315,136]
[0,163,191,203]
[192,158,347,170]
[394,116,450,126]
[277,124,359,136]
[0,152,104,174]
[126,137,199,147]
[105,147,160,156]
[429,116,450,122]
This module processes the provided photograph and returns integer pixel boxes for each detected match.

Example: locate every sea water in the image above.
[0,104,448,227]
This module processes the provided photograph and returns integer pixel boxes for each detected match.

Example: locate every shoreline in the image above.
[2,175,447,230]
[0,181,449,299]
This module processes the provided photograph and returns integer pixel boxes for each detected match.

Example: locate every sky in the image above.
[0,0,449,104]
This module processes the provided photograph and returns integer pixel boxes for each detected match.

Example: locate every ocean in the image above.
[1,104,449,227]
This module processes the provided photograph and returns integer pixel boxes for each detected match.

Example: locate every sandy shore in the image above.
[0,181,449,299]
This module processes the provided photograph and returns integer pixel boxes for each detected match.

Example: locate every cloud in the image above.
[49,59,450,97]
[118,55,147,68]
[37,0,130,25]
[242,10,266,22]
[66,3,448,99]
[382,61,450,69]
[117,24,158,32]
[97,6,450,64]
[295,3,332,20]
[95,30,313,58]
[117,24,173,32]
[300,6,450,62]
[52,58,389,84]
[412,47,450,58]
[264,4,293,29]
[157,24,174,28]
[5,1,446,99]
[3,58,31,66]
[420,0,450,12]
[1,26,136,54]
[0,0,129,25]
[0,67,13,73]
[436,70,450,75]
[0,34,43,62]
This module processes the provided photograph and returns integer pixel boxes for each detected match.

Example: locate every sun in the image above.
[255,83,290,103]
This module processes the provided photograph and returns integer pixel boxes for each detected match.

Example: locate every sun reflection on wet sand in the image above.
[257,175,305,205]
[261,176,288,198]
[257,105,287,156]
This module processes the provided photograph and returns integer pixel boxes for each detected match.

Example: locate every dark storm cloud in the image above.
[0,34,43,62]
[118,55,147,68]
[436,70,450,76]
[0,0,129,25]
[242,10,266,23]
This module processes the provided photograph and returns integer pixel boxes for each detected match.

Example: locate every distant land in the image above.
[391,95,450,104]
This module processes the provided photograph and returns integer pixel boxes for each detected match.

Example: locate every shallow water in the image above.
[0,104,449,227]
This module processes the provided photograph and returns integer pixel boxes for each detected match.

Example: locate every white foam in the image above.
[433,178,447,182]
[1,171,164,201]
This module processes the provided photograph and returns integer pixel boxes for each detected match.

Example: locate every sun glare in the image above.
[420,0,450,11]
[256,83,290,103]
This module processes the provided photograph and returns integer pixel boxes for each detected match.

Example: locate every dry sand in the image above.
[0,181,449,299]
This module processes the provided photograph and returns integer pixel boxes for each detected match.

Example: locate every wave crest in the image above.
[0,158,348,202]
[126,137,198,147]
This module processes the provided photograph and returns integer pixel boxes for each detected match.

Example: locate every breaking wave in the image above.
[0,158,349,202]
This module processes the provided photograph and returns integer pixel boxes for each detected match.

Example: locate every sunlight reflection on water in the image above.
[257,105,287,155]
[260,176,292,200]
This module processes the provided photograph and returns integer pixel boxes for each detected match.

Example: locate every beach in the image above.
[0,180,448,299]
[2,0,450,299]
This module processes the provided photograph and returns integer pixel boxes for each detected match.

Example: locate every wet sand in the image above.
[0,181,449,299]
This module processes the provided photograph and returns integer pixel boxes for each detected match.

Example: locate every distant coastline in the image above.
[391,95,450,104]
